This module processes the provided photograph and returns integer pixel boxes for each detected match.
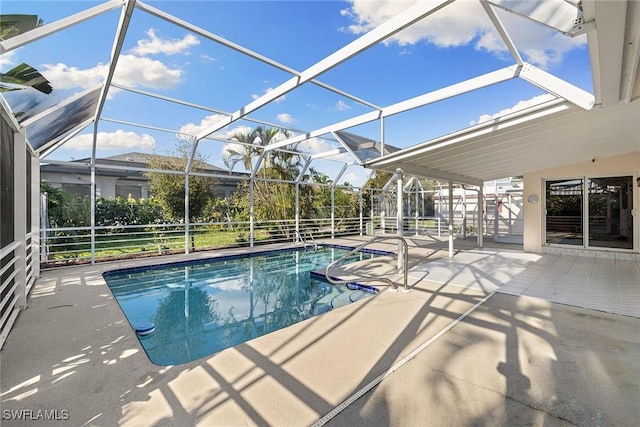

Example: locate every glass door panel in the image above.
[588,176,633,249]
[545,179,583,245]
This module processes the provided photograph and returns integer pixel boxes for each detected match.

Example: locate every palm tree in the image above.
[223,130,258,172]
[224,126,306,239]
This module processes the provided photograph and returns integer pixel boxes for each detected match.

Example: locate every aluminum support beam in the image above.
[0,0,122,54]
[332,163,349,189]
[331,163,349,240]
[296,157,313,183]
[415,180,420,236]
[381,163,483,187]
[195,0,453,142]
[331,132,365,165]
[263,66,518,153]
[249,178,254,248]
[480,0,523,65]
[396,169,404,270]
[462,187,467,239]
[519,63,595,110]
[109,83,341,144]
[39,118,93,159]
[359,189,364,236]
[13,130,27,309]
[310,147,348,160]
[185,172,190,254]
[136,1,382,111]
[295,182,300,242]
[380,117,385,156]
[94,0,137,123]
[478,184,484,248]
[448,181,454,258]
[90,122,98,264]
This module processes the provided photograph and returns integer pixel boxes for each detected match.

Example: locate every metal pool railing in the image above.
[324,235,409,292]
[39,217,366,267]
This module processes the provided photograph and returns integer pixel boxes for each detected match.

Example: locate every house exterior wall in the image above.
[523,151,640,254]
[41,172,118,198]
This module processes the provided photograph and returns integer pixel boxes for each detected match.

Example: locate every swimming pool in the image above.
[103,246,385,365]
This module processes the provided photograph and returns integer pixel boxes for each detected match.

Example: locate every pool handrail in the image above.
[324,235,409,292]
[296,230,318,251]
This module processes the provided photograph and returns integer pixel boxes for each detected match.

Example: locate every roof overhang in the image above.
[366,99,640,185]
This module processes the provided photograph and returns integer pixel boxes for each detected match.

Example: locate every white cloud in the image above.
[344,171,368,187]
[177,114,254,141]
[40,62,107,90]
[176,115,258,167]
[251,86,286,102]
[299,137,354,163]
[130,29,200,56]
[340,0,586,68]
[277,113,293,124]
[298,137,334,154]
[470,93,556,125]
[113,55,183,89]
[64,130,156,150]
[41,54,183,90]
[0,50,17,70]
[334,100,351,111]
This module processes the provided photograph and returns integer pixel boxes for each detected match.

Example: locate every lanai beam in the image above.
[262,65,520,153]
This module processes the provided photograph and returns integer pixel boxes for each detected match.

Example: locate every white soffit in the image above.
[366,100,640,184]
[583,0,628,107]
[619,0,640,103]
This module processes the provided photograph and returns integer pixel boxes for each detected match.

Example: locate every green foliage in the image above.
[145,139,219,221]
[95,196,164,227]
[41,182,90,227]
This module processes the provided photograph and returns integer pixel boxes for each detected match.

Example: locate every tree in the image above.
[223,126,305,238]
[223,130,259,172]
[145,139,219,221]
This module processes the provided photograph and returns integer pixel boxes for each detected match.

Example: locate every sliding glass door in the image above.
[588,176,633,249]
[546,179,583,245]
[545,176,634,250]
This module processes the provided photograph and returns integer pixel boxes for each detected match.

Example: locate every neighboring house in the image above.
[40,152,248,200]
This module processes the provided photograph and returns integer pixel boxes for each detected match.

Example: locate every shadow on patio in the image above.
[1,243,638,426]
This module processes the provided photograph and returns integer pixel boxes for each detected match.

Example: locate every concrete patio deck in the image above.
[1,237,639,426]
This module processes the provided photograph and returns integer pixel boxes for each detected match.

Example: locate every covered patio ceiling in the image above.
[1,1,639,186]
[366,97,640,186]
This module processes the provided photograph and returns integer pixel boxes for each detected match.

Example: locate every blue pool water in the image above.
[103,246,384,365]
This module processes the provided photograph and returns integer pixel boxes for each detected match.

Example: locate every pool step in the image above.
[312,288,371,315]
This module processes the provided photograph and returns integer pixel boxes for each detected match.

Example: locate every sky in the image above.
[0,0,593,187]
